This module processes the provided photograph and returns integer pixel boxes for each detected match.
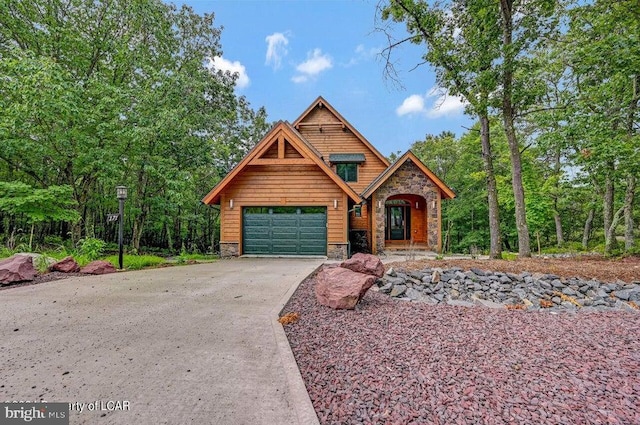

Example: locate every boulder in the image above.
[80,260,116,275]
[49,256,80,273]
[315,266,376,309]
[0,254,37,285]
[340,253,385,278]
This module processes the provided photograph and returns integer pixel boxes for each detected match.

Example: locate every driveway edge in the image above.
[271,266,322,425]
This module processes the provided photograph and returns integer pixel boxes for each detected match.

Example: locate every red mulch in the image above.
[284,272,640,424]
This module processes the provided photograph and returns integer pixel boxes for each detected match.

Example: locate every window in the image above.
[336,163,357,182]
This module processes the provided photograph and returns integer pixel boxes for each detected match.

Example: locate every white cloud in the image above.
[291,75,308,84]
[343,44,380,67]
[265,32,289,70]
[208,56,250,89]
[292,48,332,83]
[425,87,467,118]
[396,88,467,118]
[396,94,426,116]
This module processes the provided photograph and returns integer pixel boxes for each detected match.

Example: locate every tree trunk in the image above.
[582,207,594,249]
[624,174,636,251]
[554,213,564,247]
[165,219,173,251]
[603,169,614,238]
[602,170,619,252]
[605,207,624,255]
[132,215,145,252]
[480,115,502,259]
[552,149,563,247]
[500,0,530,258]
[503,114,531,256]
[29,223,35,251]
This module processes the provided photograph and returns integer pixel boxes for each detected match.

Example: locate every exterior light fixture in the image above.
[333,199,338,209]
[115,186,128,269]
[230,199,234,209]
[116,186,128,200]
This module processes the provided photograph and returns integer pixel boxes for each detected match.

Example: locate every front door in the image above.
[386,205,411,240]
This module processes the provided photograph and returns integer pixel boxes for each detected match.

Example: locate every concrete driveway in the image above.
[1,258,323,424]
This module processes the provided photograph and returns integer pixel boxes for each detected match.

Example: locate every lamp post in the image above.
[116,186,127,269]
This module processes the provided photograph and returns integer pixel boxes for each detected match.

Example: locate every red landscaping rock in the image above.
[315,265,376,310]
[340,253,385,278]
[0,255,37,285]
[49,256,80,273]
[80,260,116,275]
[285,275,640,425]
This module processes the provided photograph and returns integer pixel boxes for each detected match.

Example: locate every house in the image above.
[202,97,455,260]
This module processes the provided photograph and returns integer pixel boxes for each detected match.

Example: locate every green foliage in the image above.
[0,0,268,253]
[0,247,13,259]
[0,182,80,223]
[541,242,586,255]
[502,252,518,261]
[103,254,166,270]
[77,238,106,262]
[385,0,638,255]
[32,256,52,274]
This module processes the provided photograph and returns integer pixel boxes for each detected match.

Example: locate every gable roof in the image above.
[293,96,390,168]
[201,120,361,205]
[361,150,456,199]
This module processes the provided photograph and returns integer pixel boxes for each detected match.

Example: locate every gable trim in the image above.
[361,150,456,199]
[201,121,361,205]
[293,96,391,168]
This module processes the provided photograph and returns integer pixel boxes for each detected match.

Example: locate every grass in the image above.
[501,252,518,261]
[175,253,218,263]
[102,254,166,270]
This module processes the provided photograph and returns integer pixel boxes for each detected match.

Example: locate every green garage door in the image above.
[243,207,327,255]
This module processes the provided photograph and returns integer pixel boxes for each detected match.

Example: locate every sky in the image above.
[173,0,473,157]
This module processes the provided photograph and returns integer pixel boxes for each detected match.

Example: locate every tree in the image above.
[558,0,640,254]
[0,182,80,249]
[379,0,504,258]
[0,0,269,252]
[412,130,489,254]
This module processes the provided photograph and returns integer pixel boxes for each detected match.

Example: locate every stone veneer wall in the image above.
[220,242,239,258]
[374,160,440,253]
[327,244,348,260]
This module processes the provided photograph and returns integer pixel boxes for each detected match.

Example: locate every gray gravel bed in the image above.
[283,275,640,425]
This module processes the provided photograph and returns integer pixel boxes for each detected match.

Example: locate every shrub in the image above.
[77,238,106,261]
[32,255,52,273]
[502,252,518,261]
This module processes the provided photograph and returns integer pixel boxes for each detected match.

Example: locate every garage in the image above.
[242,207,327,255]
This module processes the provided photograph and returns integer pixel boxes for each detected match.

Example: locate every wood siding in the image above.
[349,203,369,231]
[219,164,347,249]
[298,107,388,193]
